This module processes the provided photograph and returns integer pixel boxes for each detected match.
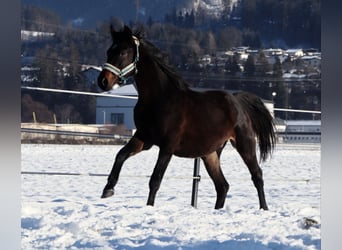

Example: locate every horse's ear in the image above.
[123,25,132,36]
[110,24,117,39]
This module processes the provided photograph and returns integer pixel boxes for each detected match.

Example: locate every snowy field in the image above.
[21,143,320,249]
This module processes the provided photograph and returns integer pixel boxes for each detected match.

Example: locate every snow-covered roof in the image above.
[21,30,55,41]
[301,56,321,61]
[285,120,321,126]
[285,49,303,53]
[106,84,137,96]
[81,65,102,72]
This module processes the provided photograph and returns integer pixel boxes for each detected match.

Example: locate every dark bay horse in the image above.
[97,26,276,210]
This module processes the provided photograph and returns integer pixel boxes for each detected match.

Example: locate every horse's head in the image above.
[98,25,140,91]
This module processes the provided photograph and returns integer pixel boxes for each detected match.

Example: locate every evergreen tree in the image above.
[34,45,63,89]
[255,51,271,76]
[272,57,283,78]
[201,31,217,54]
[216,26,242,50]
[244,54,255,76]
[241,0,257,30]
[147,16,153,27]
[225,55,240,76]
[69,42,81,79]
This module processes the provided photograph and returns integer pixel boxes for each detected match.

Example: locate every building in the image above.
[285,49,304,58]
[96,84,137,130]
[300,56,321,68]
[280,120,321,143]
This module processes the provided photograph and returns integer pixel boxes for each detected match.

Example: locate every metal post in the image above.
[191,157,201,208]
[32,112,37,123]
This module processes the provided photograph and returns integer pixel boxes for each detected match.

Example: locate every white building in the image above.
[300,55,321,68]
[281,120,321,143]
[96,84,137,130]
[285,49,304,58]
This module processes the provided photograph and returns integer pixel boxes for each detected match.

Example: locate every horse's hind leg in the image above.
[216,141,227,159]
[202,152,229,209]
[101,136,151,198]
[234,127,268,210]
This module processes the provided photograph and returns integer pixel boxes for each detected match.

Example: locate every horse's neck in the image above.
[134,57,179,102]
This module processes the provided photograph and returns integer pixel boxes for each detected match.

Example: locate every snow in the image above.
[21,30,55,41]
[21,143,320,249]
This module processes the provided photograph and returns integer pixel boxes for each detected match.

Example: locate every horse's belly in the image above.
[174,132,230,158]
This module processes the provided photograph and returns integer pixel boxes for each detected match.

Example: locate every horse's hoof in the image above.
[101,189,114,198]
[260,205,269,211]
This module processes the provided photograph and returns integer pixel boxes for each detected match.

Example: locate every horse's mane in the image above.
[134,32,189,91]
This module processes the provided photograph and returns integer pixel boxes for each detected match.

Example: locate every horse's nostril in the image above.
[101,78,107,87]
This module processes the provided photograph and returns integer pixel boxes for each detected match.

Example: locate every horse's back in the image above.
[186,89,240,122]
[171,89,240,157]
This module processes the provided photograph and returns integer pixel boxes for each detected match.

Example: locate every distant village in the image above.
[198,47,321,77]
[21,29,321,87]
[83,47,321,86]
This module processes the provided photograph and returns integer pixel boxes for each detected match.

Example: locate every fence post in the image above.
[191,157,201,208]
[32,112,37,123]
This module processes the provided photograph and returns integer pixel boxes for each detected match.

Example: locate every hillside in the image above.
[22,0,236,29]
[22,0,320,49]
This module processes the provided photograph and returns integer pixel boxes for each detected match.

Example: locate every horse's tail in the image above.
[234,92,276,162]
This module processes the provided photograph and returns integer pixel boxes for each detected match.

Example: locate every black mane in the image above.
[135,33,190,91]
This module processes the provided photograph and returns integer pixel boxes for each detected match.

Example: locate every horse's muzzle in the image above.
[97,70,120,91]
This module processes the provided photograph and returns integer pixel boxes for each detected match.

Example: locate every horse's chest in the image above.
[133,102,182,140]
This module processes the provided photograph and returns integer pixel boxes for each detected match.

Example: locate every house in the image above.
[281,120,321,143]
[21,30,54,42]
[262,48,284,56]
[21,55,39,84]
[96,84,137,130]
[300,56,321,68]
[285,49,304,59]
[21,66,39,84]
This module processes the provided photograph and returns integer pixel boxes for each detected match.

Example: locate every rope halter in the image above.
[102,35,140,83]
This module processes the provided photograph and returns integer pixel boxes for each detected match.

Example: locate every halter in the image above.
[103,35,140,83]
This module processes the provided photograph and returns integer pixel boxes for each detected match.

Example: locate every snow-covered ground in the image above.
[21,143,320,249]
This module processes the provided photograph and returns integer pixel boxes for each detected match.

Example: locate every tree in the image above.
[255,51,271,76]
[244,54,255,76]
[21,94,54,123]
[68,42,81,83]
[242,29,261,48]
[34,45,61,89]
[21,5,61,32]
[241,0,257,30]
[201,31,217,54]
[225,55,241,76]
[53,103,81,124]
[184,10,195,28]
[216,26,242,50]
[147,15,154,27]
[272,57,283,78]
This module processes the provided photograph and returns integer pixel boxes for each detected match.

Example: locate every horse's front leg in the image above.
[101,136,150,198]
[146,150,172,206]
